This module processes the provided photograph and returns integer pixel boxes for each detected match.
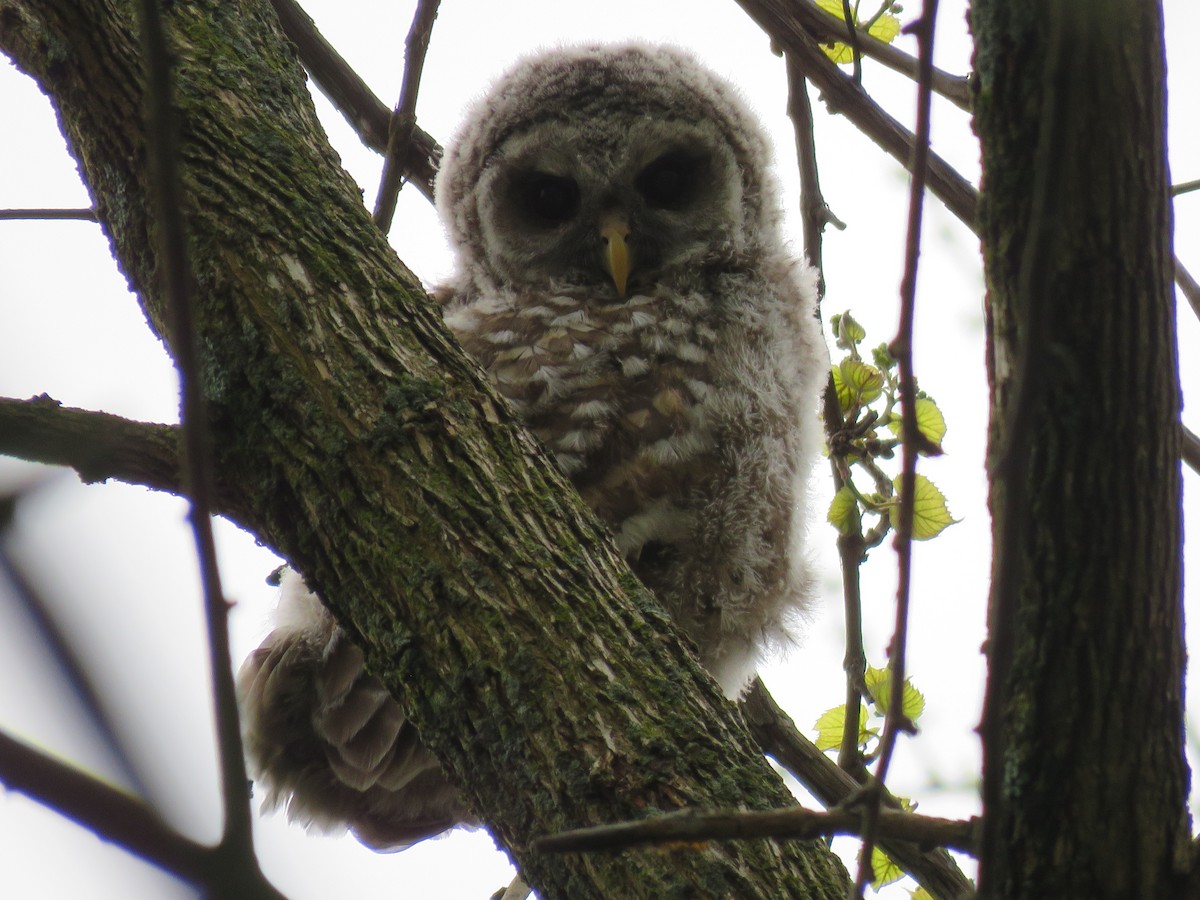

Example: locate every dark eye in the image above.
[635,151,703,210]
[513,172,580,227]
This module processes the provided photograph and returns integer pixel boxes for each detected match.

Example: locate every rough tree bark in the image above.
[0,0,851,896]
[972,1,1191,897]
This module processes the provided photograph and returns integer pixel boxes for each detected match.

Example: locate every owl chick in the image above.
[237,42,826,850]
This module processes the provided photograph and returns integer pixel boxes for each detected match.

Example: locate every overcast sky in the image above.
[1,2,1197,897]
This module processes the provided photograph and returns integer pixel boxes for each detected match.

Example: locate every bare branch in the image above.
[0,729,214,883]
[533,801,977,856]
[0,545,148,798]
[783,0,971,110]
[0,207,98,220]
[738,0,978,231]
[1183,424,1200,477]
[1176,255,1200,322]
[133,0,256,865]
[373,0,441,229]
[741,680,976,899]
[860,3,941,892]
[0,729,285,897]
[784,58,845,282]
[266,0,441,200]
[1172,178,1200,197]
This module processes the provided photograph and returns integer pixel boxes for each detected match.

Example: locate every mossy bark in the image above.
[972,1,1190,896]
[0,0,850,896]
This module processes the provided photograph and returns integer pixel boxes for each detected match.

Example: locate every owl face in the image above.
[472,117,747,297]
[437,44,780,299]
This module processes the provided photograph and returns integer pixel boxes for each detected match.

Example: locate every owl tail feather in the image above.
[236,571,476,850]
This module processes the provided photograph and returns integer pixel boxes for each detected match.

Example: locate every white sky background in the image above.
[0,1,1197,897]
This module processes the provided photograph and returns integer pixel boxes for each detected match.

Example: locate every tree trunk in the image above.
[0,0,851,896]
[972,1,1190,896]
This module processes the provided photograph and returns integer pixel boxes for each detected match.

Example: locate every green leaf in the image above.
[837,358,885,409]
[835,310,867,347]
[889,473,958,540]
[911,888,936,900]
[870,846,905,888]
[864,664,926,721]
[889,396,948,450]
[813,703,873,751]
[827,485,859,533]
[816,0,902,64]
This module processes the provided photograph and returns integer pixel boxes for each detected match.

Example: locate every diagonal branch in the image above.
[742,680,975,899]
[790,0,971,109]
[533,801,978,855]
[1183,424,1200,477]
[267,0,441,200]
[738,0,978,231]
[372,0,441,229]
[0,729,214,884]
[0,728,285,897]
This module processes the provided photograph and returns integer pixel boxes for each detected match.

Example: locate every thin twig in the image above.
[532,802,977,855]
[0,208,98,220]
[840,0,863,83]
[1172,178,1200,196]
[785,57,846,281]
[133,0,259,883]
[373,0,441,229]
[856,3,939,895]
[1176,255,1200,322]
[267,0,441,200]
[1183,424,1200,477]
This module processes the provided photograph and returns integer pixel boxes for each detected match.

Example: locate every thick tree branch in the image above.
[1176,255,1200,322]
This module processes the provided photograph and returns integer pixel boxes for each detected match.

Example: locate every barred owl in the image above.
[237,43,826,850]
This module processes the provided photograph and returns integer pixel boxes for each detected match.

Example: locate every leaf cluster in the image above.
[826,311,956,546]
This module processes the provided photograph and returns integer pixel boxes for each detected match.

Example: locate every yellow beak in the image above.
[600,217,631,297]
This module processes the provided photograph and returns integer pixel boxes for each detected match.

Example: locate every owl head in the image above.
[435,44,783,298]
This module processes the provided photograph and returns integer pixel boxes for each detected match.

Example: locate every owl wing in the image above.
[236,571,474,849]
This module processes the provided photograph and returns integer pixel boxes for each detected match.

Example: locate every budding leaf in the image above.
[835,358,885,410]
[835,309,867,346]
